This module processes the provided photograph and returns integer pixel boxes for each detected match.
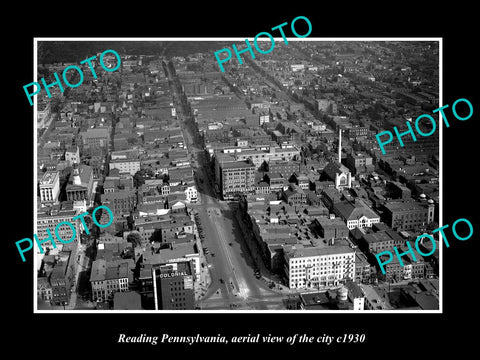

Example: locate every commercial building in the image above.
[344,280,365,310]
[143,242,200,278]
[39,171,60,204]
[80,127,110,148]
[101,189,137,217]
[313,217,350,240]
[359,283,392,310]
[36,208,81,254]
[382,201,434,231]
[265,172,287,191]
[354,222,405,255]
[50,264,70,306]
[345,126,368,139]
[281,184,307,206]
[109,159,141,175]
[152,261,195,310]
[215,157,256,200]
[375,245,425,282]
[284,241,355,290]
[333,199,380,230]
[134,213,194,244]
[37,277,53,302]
[64,146,80,166]
[345,152,374,175]
[109,149,141,175]
[316,99,337,114]
[90,258,135,302]
[184,186,198,203]
[354,251,372,284]
[386,181,412,200]
[267,159,301,178]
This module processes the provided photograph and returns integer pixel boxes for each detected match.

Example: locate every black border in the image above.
[6,4,479,355]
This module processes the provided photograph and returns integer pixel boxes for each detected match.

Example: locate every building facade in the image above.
[81,127,110,148]
[382,201,434,231]
[39,171,60,204]
[152,262,195,310]
[284,245,355,290]
[333,199,381,230]
[66,164,94,204]
[65,146,80,165]
[36,209,82,253]
[90,259,134,302]
[345,152,374,175]
[109,159,141,176]
[101,190,137,217]
[215,159,256,200]
[184,186,198,203]
[267,160,301,178]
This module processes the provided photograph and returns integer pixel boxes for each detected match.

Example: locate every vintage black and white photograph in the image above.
[32,39,442,312]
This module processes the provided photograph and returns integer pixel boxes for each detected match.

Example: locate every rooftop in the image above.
[286,244,355,259]
[143,243,197,265]
[39,171,59,186]
[335,199,380,221]
[113,292,142,310]
[221,160,255,170]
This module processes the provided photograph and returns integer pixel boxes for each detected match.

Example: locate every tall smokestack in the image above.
[338,129,342,164]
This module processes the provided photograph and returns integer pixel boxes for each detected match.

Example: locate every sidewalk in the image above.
[234,209,288,289]
[191,210,212,301]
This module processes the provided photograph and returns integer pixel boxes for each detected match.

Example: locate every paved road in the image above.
[189,124,290,309]
[192,151,285,310]
[165,60,287,310]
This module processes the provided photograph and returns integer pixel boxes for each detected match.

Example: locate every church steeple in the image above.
[338,128,342,164]
[72,163,81,185]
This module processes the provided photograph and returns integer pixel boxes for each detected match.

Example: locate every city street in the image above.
[191,146,288,310]
[165,61,289,310]
[194,196,286,310]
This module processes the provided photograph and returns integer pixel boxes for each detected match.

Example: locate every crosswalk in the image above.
[197,290,287,310]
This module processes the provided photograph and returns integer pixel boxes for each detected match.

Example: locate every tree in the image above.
[149,229,162,243]
[133,171,145,188]
[302,146,312,158]
[126,231,142,247]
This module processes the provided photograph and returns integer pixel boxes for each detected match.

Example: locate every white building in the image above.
[291,64,305,72]
[259,114,270,125]
[334,199,380,230]
[284,245,355,290]
[345,281,365,311]
[109,159,141,175]
[39,171,60,204]
[184,186,198,203]
[65,146,80,165]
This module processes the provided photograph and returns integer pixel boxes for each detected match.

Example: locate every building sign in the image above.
[158,271,187,279]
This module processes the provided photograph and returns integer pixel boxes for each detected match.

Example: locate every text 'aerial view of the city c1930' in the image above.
[33,39,440,313]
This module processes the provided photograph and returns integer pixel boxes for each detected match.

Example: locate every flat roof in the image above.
[221,161,255,169]
[39,171,58,186]
[286,244,355,259]
[384,201,426,212]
